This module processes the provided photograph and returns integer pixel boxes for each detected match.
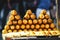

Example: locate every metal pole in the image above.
[56,0,58,29]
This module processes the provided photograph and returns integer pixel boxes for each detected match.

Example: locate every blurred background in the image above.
[0,0,59,40]
[58,0,60,30]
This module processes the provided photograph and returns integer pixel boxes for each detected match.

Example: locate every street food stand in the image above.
[2,9,60,40]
